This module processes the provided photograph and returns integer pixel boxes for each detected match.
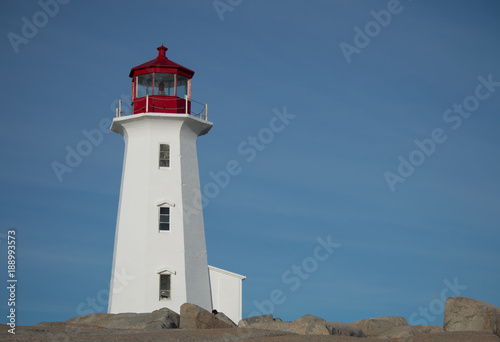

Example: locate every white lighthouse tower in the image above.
[108,46,245,321]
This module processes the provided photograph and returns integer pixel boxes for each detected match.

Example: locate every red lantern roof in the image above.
[129,45,195,79]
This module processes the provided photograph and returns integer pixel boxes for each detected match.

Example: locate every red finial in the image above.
[157,44,168,58]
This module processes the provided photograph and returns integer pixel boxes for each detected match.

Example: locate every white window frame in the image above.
[159,273,171,300]
[159,143,170,168]
[159,206,170,232]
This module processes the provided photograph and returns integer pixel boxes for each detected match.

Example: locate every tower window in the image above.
[159,144,170,168]
[159,207,170,231]
[159,274,171,300]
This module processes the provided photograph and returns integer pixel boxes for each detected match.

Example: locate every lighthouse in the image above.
[108,46,245,322]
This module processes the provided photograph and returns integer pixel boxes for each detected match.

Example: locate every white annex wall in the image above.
[209,265,245,323]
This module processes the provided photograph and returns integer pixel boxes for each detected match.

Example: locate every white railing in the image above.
[115,95,208,120]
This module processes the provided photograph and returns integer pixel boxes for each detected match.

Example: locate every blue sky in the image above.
[1,0,499,326]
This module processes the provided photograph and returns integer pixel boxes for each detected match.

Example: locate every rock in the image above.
[301,321,331,335]
[179,303,234,329]
[379,325,443,339]
[294,314,327,324]
[242,320,329,335]
[214,312,237,328]
[444,296,500,337]
[238,314,274,327]
[325,322,367,337]
[350,316,408,336]
[65,308,180,329]
[244,316,366,337]
[293,315,332,335]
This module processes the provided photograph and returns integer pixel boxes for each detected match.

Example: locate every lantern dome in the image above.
[129,45,195,79]
[129,45,194,114]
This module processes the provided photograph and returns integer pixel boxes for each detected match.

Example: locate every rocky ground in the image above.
[1,326,499,342]
[2,297,498,342]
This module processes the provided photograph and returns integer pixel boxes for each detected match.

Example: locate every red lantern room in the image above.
[129,45,194,114]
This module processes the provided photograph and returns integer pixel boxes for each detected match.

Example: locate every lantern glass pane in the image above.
[177,76,188,98]
[136,74,153,97]
[154,73,175,96]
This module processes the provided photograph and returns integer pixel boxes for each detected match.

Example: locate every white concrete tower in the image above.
[108,45,213,314]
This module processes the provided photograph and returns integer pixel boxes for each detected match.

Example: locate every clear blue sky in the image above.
[1,0,499,326]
